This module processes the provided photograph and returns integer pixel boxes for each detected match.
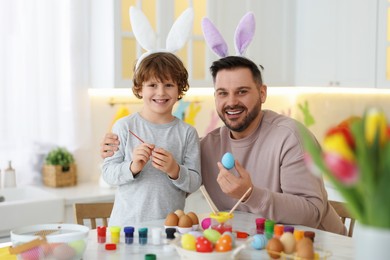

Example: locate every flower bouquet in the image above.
[301,107,390,229]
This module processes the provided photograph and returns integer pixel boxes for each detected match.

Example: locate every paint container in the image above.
[109,226,121,244]
[255,218,266,234]
[151,228,162,245]
[138,228,148,245]
[97,226,107,243]
[124,226,135,244]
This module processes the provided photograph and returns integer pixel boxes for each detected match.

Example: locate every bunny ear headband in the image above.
[201,12,256,58]
[129,5,194,69]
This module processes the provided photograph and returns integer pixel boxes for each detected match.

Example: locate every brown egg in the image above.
[174,209,185,218]
[296,237,314,259]
[165,212,179,226]
[266,237,284,259]
[186,212,199,225]
[296,237,313,251]
[178,214,193,228]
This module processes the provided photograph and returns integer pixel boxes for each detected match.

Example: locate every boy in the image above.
[102,52,202,225]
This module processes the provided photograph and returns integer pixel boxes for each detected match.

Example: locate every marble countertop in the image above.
[38,181,116,205]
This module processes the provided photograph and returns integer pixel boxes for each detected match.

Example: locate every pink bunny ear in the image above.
[201,18,229,58]
[234,12,256,56]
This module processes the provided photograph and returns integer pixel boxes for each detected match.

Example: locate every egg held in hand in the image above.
[221,152,235,170]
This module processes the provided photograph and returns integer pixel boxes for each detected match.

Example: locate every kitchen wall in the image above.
[84,87,390,185]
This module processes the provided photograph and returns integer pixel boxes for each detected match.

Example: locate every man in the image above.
[101,56,346,235]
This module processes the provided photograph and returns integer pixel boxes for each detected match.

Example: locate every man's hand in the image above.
[100,133,120,159]
[216,160,253,201]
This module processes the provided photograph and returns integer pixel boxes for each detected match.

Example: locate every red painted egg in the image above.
[195,236,213,253]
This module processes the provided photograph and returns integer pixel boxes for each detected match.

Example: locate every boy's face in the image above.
[140,77,179,117]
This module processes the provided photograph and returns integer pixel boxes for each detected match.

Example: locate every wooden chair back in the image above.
[329,200,355,237]
[74,202,114,229]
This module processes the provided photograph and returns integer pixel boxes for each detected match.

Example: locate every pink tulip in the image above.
[323,153,359,185]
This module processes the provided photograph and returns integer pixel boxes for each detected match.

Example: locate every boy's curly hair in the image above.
[132,52,189,100]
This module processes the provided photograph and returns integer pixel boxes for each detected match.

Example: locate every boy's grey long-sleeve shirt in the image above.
[102,113,202,226]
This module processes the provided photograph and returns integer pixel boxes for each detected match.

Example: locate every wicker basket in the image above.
[42,164,77,187]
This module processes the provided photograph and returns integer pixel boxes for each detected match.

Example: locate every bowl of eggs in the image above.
[164,209,199,233]
[264,234,332,259]
[9,223,89,260]
[171,230,248,260]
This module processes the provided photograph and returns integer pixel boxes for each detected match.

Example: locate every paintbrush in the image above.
[129,130,145,143]
[228,187,252,215]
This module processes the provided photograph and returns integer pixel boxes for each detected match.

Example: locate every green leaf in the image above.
[45,147,74,167]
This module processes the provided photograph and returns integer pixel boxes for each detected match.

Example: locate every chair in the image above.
[74,202,114,229]
[329,200,355,237]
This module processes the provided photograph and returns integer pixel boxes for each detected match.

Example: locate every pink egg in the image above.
[20,246,43,260]
[201,217,211,230]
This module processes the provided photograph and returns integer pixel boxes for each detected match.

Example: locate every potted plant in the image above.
[42,147,77,187]
[301,107,390,259]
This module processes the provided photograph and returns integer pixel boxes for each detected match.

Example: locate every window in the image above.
[115,0,210,88]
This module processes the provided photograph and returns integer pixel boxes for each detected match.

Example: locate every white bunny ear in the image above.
[166,7,194,52]
[129,6,157,51]
[234,12,256,56]
[201,17,229,58]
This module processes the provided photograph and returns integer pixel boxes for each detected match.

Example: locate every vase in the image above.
[354,223,390,259]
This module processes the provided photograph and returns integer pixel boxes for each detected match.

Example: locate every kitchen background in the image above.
[1,0,390,241]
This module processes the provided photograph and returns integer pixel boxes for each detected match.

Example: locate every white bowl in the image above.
[177,226,193,234]
[10,223,89,260]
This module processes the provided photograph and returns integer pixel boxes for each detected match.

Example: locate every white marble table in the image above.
[82,211,354,259]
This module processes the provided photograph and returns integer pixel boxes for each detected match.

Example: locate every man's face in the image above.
[214,68,266,134]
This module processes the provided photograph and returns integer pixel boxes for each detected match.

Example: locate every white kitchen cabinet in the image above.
[205,0,297,86]
[295,0,378,87]
[376,0,390,88]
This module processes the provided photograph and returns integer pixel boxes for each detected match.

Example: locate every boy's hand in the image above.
[130,143,155,175]
[152,148,179,179]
